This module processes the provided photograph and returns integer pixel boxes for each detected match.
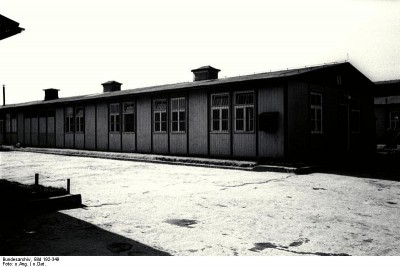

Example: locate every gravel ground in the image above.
[1,151,400,256]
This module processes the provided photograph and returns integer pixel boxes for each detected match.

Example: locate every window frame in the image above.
[153,99,167,133]
[65,107,74,133]
[170,97,186,133]
[122,102,135,133]
[211,93,229,133]
[234,91,255,133]
[337,75,342,85]
[310,92,323,134]
[390,111,400,130]
[109,103,121,133]
[75,106,84,133]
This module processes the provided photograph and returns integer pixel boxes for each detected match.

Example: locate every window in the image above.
[65,107,74,133]
[337,75,342,85]
[211,93,229,132]
[310,92,323,134]
[350,98,360,133]
[234,92,254,132]
[171,97,186,133]
[154,99,167,133]
[75,106,84,133]
[390,111,400,130]
[123,102,135,132]
[0,120,3,134]
[109,103,120,132]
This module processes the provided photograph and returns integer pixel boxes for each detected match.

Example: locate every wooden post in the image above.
[35,173,39,185]
[67,178,70,194]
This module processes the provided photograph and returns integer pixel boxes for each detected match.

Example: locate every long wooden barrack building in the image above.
[0,62,375,160]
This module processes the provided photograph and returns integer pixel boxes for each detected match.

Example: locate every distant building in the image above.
[374,80,400,146]
[0,62,375,161]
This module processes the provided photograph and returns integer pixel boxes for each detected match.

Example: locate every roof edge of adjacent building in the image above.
[375,79,400,85]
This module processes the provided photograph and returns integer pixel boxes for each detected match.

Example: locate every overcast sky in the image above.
[1,0,399,104]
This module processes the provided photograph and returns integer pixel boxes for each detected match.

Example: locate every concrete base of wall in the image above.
[5,146,257,170]
[4,146,325,173]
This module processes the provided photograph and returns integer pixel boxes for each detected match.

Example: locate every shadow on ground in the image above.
[273,151,400,181]
[0,209,170,256]
[319,152,400,181]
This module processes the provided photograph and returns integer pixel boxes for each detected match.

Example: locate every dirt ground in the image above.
[1,151,400,256]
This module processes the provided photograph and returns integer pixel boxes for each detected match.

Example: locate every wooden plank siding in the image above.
[258,85,285,158]
[65,133,74,148]
[17,112,24,145]
[233,133,256,157]
[31,115,39,147]
[85,104,96,150]
[170,133,187,154]
[210,134,230,156]
[75,133,84,149]
[0,118,3,145]
[188,89,208,155]
[10,133,17,145]
[122,133,135,152]
[4,114,9,144]
[109,132,121,151]
[374,106,386,144]
[287,81,308,159]
[96,102,108,151]
[24,115,31,146]
[324,86,341,155]
[47,114,55,147]
[55,107,64,148]
[359,91,376,154]
[39,113,46,147]
[136,96,151,153]
[153,134,168,154]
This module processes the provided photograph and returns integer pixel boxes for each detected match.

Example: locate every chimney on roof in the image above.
[102,81,122,93]
[191,66,220,81]
[43,88,59,101]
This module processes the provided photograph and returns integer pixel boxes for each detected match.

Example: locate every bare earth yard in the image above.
[1,151,400,256]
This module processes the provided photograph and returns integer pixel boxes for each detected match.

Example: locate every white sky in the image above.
[1,0,399,104]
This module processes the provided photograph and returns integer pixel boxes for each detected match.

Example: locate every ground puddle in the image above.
[249,242,278,252]
[165,219,198,228]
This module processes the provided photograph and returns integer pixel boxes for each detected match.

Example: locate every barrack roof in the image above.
[1,62,354,109]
